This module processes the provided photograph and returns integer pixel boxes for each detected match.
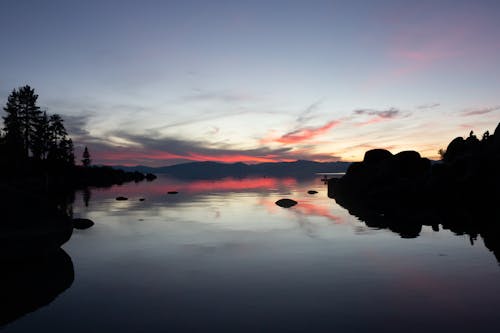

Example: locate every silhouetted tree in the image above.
[59,137,75,166]
[0,131,6,171]
[47,114,72,164]
[82,146,91,167]
[32,111,50,161]
[2,86,75,170]
[2,86,41,158]
[438,148,446,160]
[2,88,25,162]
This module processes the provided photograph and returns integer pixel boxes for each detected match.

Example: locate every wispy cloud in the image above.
[417,103,440,110]
[461,106,500,116]
[353,107,405,126]
[63,114,92,136]
[296,100,322,124]
[354,107,401,119]
[180,89,257,104]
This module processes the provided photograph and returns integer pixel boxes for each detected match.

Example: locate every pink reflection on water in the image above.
[89,176,298,198]
[259,198,342,223]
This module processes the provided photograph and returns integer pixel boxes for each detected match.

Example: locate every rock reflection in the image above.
[0,249,74,327]
[1,185,76,327]
[333,195,500,264]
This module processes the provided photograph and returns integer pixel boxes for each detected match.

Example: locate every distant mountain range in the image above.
[112,160,351,179]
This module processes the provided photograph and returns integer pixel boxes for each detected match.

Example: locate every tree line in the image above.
[0,85,90,174]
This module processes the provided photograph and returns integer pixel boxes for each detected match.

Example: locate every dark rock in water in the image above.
[167,191,178,194]
[275,199,297,208]
[139,198,145,201]
[72,218,94,230]
[116,196,128,200]
[307,190,318,194]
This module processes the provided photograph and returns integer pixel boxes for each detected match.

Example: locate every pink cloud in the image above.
[357,117,387,127]
[263,120,341,145]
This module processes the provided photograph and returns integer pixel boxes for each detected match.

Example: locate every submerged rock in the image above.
[307,190,318,195]
[72,218,94,230]
[167,191,178,194]
[116,196,128,201]
[275,198,298,208]
[139,198,145,201]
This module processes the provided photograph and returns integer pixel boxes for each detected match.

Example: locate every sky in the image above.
[1,0,500,166]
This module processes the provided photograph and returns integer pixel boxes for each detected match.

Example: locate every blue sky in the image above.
[1,0,499,165]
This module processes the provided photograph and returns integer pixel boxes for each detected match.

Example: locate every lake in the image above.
[3,175,500,332]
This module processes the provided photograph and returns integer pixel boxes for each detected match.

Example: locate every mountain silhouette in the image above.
[113,160,350,179]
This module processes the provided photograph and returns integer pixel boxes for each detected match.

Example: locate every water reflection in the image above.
[3,175,498,332]
[78,175,500,263]
[82,188,91,207]
[332,191,500,264]
[0,249,74,327]
[0,183,76,329]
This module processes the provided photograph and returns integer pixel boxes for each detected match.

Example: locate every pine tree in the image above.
[3,85,75,170]
[82,146,91,167]
[59,137,75,166]
[32,111,50,160]
[2,85,41,159]
[17,86,41,157]
[2,89,24,160]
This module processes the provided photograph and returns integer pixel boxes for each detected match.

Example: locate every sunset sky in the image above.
[1,0,499,166]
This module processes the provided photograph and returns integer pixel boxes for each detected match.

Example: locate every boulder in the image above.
[363,149,393,164]
[72,218,94,230]
[275,199,298,208]
[116,196,128,201]
[444,137,465,162]
[167,191,178,194]
[393,151,430,179]
[307,190,318,195]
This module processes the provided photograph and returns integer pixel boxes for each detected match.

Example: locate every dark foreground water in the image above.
[3,176,500,332]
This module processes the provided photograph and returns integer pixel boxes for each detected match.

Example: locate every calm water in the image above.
[3,176,500,332]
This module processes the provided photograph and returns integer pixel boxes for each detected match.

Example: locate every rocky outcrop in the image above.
[328,122,500,254]
[329,149,431,214]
